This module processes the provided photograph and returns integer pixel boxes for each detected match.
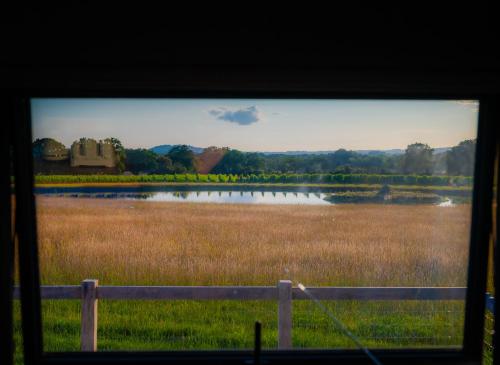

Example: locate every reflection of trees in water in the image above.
[120,193,155,200]
[42,189,338,206]
[172,191,190,199]
[41,189,458,206]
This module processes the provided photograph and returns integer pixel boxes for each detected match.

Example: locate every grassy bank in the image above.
[12,198,471,363]
[34,181,472,191]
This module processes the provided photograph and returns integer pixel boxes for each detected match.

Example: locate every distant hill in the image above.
[150,144,204,155]
[354,147,451,156]
[261,147,451,156]
[354,149,405,156]
[261,150,337,156]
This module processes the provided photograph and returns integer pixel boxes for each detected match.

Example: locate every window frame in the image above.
[11,92,498,365]
[1,99,15,365]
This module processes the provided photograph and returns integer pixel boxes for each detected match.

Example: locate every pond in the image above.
[36,189,331,205]
[34,186,462,206]
[133,191,331,205]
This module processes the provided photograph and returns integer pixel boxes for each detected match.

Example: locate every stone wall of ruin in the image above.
[70,139,116,168]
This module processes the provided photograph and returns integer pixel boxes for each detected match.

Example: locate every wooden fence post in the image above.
[81,279,98,351]
[278,280,292,349]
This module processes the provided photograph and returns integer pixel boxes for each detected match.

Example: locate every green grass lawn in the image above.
[13,299,465,365]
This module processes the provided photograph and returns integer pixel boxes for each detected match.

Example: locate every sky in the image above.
[31,98,479,152]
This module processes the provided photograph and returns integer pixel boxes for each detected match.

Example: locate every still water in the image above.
[138,191,331,205]
[38,190,331,205]
[35,187,457,206]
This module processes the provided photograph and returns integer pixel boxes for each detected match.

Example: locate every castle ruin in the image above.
[70,138,117,168]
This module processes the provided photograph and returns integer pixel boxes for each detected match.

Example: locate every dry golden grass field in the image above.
[36,197,472,287]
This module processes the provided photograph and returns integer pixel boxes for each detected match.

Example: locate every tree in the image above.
[167,145,197,172]
[402,143,434,175]
[212,150,264,174]
[33,138,58,159]
[124,149,159,173]
[212,150,247,174]
[446,139,476,176]
[244,153,265,174]
[105,137,126,172]
[156,155,174,173]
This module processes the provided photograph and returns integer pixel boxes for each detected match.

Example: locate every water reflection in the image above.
[137,191,331,205]
[35,187,463,206]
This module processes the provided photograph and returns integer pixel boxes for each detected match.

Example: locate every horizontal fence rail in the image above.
[13,280,494,352]
[12,285,469,301]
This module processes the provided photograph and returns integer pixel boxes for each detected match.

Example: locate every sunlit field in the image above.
[13,197,472,363]
[36,197,470,287]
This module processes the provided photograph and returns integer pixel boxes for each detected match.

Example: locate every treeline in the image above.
[123,140,476,177]
[35,173,473,186]
[125,145,197,174]
[33,137,477,177]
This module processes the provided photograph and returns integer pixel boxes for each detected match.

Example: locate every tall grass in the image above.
[36,198,471,287]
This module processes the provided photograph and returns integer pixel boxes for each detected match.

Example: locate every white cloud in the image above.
[209,106,261,126]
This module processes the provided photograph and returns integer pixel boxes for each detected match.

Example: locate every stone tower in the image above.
[70,138,117,167]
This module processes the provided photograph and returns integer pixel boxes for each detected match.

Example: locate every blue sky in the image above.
[31,98,478,152]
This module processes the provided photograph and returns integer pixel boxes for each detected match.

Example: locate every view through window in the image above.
[30,98,478,353]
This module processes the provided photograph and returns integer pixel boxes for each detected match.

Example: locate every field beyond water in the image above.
[14,197,472,362]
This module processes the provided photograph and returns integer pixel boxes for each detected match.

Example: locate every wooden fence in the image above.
[14,280,492,351]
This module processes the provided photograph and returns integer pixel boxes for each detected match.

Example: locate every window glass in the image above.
[30,98,478,352]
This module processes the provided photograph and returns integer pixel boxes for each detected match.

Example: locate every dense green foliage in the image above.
[116,140,479,176]
[33,138,477,176]
[166,145,197,172]
[446,139,476,176]
[212,150,264,174]
[104,137,126,172]
[209,141,476,176]
[245,149,400,174]
[125,145,197,174]
[34,173,473,186]
[32,138,67,159]
[124,149,160,172]
[401,143,434,175]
